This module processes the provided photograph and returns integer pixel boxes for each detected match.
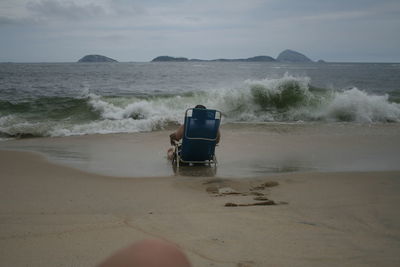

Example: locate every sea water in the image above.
[1,62,400,139]
[1,62,400,177]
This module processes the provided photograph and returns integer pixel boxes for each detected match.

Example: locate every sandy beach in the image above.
[1,1,400,264]
[1,123,400,266]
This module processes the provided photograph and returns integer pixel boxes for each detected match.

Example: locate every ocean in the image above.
[1,62,400,140]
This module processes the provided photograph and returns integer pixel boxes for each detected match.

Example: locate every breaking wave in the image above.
[1,74,400,138]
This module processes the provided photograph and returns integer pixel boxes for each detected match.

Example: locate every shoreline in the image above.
[1,122,400,178]
[1,149,400,266]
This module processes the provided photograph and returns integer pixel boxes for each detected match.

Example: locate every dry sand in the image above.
[1,149,400,266]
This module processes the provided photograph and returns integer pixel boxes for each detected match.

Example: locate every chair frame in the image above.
[173,108,221,168]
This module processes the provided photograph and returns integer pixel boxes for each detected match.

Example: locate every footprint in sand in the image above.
[237,261,255,267]
[205,180,287,207]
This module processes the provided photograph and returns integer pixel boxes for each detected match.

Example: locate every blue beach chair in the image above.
[173,108,221,168]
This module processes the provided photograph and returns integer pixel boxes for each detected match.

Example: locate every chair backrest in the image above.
[180,108,221,161]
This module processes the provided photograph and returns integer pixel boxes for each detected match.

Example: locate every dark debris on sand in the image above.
[225,200,276,207]
[203,180,286,207]
[250,181,279,191]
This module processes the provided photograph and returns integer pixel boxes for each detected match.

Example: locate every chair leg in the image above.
[173,144,180,169]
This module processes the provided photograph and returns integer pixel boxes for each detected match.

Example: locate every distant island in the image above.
[77,50,318,63]
[152,55,276,62]
[276,49,312,62]
[151,56,189,62]
[151,50,314,63]
[78,55,118,63]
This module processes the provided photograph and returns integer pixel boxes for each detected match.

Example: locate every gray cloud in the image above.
[0,0,399,62]
[0,16,23,25]
[26,0,107,21]
[0,15,39,26]
[107,0,147,16]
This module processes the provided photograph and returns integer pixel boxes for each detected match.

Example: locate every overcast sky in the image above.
[1,0,399,62]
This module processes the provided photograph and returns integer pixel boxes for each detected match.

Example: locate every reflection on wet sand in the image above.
[172,164,217,177]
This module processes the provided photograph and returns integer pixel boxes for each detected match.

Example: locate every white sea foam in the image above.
[50,118,161,136]
[87,93,186,122]
[0,115,54,137]
[323,88,400,122]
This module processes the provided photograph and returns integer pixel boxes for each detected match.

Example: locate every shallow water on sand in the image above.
[1,122,399,178]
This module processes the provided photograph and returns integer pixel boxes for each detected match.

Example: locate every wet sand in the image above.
[1,122,400,177]
[1,123,400,266]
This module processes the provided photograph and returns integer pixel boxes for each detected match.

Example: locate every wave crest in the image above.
[1,74,400,138]
[323,88,400,122]
[250,76,312,110]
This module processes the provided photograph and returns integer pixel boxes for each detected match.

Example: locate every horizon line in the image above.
[1,60,400,64]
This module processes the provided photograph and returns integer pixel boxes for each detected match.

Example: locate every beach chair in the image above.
[173,108,221,168]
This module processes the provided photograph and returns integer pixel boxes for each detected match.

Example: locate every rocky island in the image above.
[210,56,276,62]
[151,56,276,62]
[276,49,312,62]
[152,55,276,62]
[151,56,189,62]
[77,50,318,63]
[242,56,276,62]
[151,50,315,63]
[78,55,118,63]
